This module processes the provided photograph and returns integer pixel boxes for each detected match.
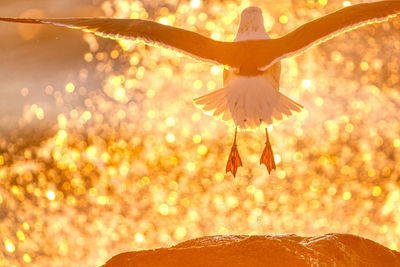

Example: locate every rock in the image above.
[103,233,400,267]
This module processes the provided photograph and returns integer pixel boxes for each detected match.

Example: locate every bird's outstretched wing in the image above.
[0,17,241,66]
[262,0,400,70]
[0,1,399,70]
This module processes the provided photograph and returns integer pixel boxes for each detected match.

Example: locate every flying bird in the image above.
[1,0,399,176]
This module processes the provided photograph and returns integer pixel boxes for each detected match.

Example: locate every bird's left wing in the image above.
[0,17,240,66]
[255,0,400,70]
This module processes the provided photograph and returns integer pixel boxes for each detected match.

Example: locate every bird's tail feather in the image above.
[193,77,303,130]
[193,88,232,121]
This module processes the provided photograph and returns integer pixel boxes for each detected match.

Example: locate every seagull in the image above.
[0,1,399,176]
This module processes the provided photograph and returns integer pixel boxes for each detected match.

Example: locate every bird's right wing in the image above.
[0,17,240,66]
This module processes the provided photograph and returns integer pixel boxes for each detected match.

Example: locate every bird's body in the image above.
[194,7,302,130]
[1,1,399,175]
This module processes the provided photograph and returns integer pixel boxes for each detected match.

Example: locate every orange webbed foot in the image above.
[260,129,276,174]
[226,144,242,177]
[260,141,276,174]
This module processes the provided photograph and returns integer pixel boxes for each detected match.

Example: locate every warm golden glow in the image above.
[158,17,169,25]
[65,82,75,93]
[46,190,56,200]
[319,0,328,6]
[302,79,312,88]
[1,1,400,266]
[343,1,351,7]
[4,239,15,253]
[190,0,201,9]
[279,15,289,24]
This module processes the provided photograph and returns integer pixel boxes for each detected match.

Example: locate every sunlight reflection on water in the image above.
[1,0,400,266]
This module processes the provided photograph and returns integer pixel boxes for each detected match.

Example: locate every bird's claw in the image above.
[226,144,242,177]
[260,141,276,174]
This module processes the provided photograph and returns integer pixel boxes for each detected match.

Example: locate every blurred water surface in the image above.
[0,0,400,266]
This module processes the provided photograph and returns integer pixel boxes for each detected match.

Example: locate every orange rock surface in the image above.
[103,233,400,267]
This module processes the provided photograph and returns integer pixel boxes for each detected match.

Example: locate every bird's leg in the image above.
[260,128,276,174]
[226,127,242,177]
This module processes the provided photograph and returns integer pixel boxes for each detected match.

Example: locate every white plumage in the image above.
[194,75,303,130]
[193,7,302,130]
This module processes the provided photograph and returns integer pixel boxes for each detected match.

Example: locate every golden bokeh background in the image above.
[1,0,400,266]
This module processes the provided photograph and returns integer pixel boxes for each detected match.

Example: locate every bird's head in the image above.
[236,7,268,41]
